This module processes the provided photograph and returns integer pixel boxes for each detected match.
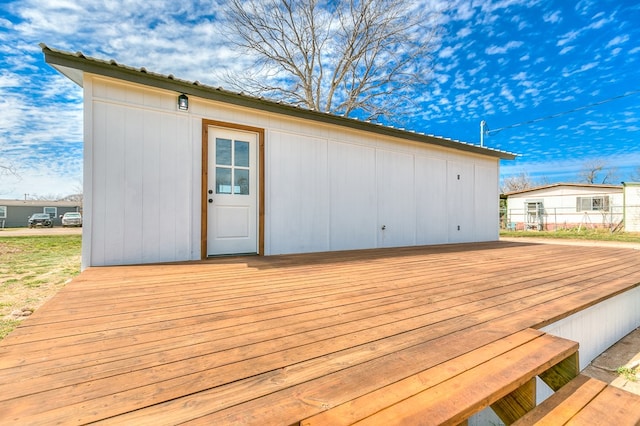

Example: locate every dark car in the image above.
[28,213,53,228]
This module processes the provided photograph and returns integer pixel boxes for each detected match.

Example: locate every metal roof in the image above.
[40,44,517,160]
[0,199,82,207]
[504,183,623,196]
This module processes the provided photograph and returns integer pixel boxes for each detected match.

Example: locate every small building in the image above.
[503,183,624,231]
[623,182,640,232]
[0,199,82,228]
[41,45,515,269]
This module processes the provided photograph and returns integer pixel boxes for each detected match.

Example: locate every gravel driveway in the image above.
[0,227,82,237]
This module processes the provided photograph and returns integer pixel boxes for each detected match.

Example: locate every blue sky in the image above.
[0,0,639,199]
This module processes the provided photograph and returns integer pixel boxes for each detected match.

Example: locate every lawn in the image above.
[500,228,640,243]
[0,235,81,339]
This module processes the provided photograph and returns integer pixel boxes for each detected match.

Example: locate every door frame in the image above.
[201,119,265,259]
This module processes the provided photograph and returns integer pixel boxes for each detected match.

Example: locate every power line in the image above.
[484,89,640,136]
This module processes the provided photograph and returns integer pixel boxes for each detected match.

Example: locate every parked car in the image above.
[28,213,53,228]
[61,212,82,227]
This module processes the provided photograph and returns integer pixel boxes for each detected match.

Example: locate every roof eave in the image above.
[41,44,517,160]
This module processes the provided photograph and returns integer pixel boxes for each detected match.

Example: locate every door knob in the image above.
[208,189,213,194]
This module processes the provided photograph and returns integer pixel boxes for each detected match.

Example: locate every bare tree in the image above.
[29,194,63,201]
[222,0,442,122]
[58,193,82,202]
[501,172,535,193]
[0,163,16,176]
[629,166,640,182]
[578,160,618,184]
[0,149,17,177]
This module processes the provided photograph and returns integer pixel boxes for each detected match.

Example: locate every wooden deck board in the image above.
[345,333,578,426]
[513,375,640,426]
[1,241,639,424]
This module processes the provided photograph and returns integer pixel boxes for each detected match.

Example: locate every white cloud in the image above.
[557,30,580,46]
[438,46,456,58]
[561,62,598,77]
[588,13,614,30]
[559,46,575,55]
[543,10,562,23]
[456,27,472,38]
[0,63,29,84]
[468,61,486,76]
[485,41,523,55]
[511,71,527,81]
[452,72,469,89]
[606,34,629,48]
[500,85,516,103]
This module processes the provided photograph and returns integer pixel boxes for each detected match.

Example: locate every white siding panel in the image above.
[542,286,640,369]
[173,117,193,261]
[121,107,145,264]
[625,184,640,232]
[267,131,330,254]
[190,118,203,259]
[81,80,94,270]
[328,142,377,250]
[536,286,640,404]
[157,114,180,262]
[415,156,448,244]
[91,102,109,266]
[90,96,194,265]
[103,104,129,264]
[377,150,416,248]
[447,161,475,243]
[140,110,162,264]
[474,164,499,241]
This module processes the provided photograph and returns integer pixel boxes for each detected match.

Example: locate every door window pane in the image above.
[235,141,249,167]
[216,138,232,166]
[235,169,250,195]
[216,167,232,194]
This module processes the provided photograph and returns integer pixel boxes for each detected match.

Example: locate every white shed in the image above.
[503,184,624,231]
[42,45,515,268]
[623,182,640,232]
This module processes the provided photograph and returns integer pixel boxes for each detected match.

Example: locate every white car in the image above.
[61,212,82,227]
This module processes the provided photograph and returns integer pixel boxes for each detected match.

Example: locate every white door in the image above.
[207,127,258,256]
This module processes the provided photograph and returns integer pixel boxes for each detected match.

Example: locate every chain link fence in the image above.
[500,204,640,232]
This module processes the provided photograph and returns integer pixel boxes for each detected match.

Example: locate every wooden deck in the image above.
[1,241,640,425]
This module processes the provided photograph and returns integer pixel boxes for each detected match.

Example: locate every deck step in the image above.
[301,329,579,425]
[513,374,640,426]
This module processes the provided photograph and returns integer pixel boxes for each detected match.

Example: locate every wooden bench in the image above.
[301,329,579,425]
[513,374,640,425]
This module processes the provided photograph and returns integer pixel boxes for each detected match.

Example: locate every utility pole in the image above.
[480,120,486,147]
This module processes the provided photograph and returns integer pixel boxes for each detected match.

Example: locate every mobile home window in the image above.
[0,206,6,218]
[43,206,57,218]
[576,196,609,212]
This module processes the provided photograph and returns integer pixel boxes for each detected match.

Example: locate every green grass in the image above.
[0,319,20,340]
[617,365,639,382]
[0,235,81,339]
[500,229,640,243]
